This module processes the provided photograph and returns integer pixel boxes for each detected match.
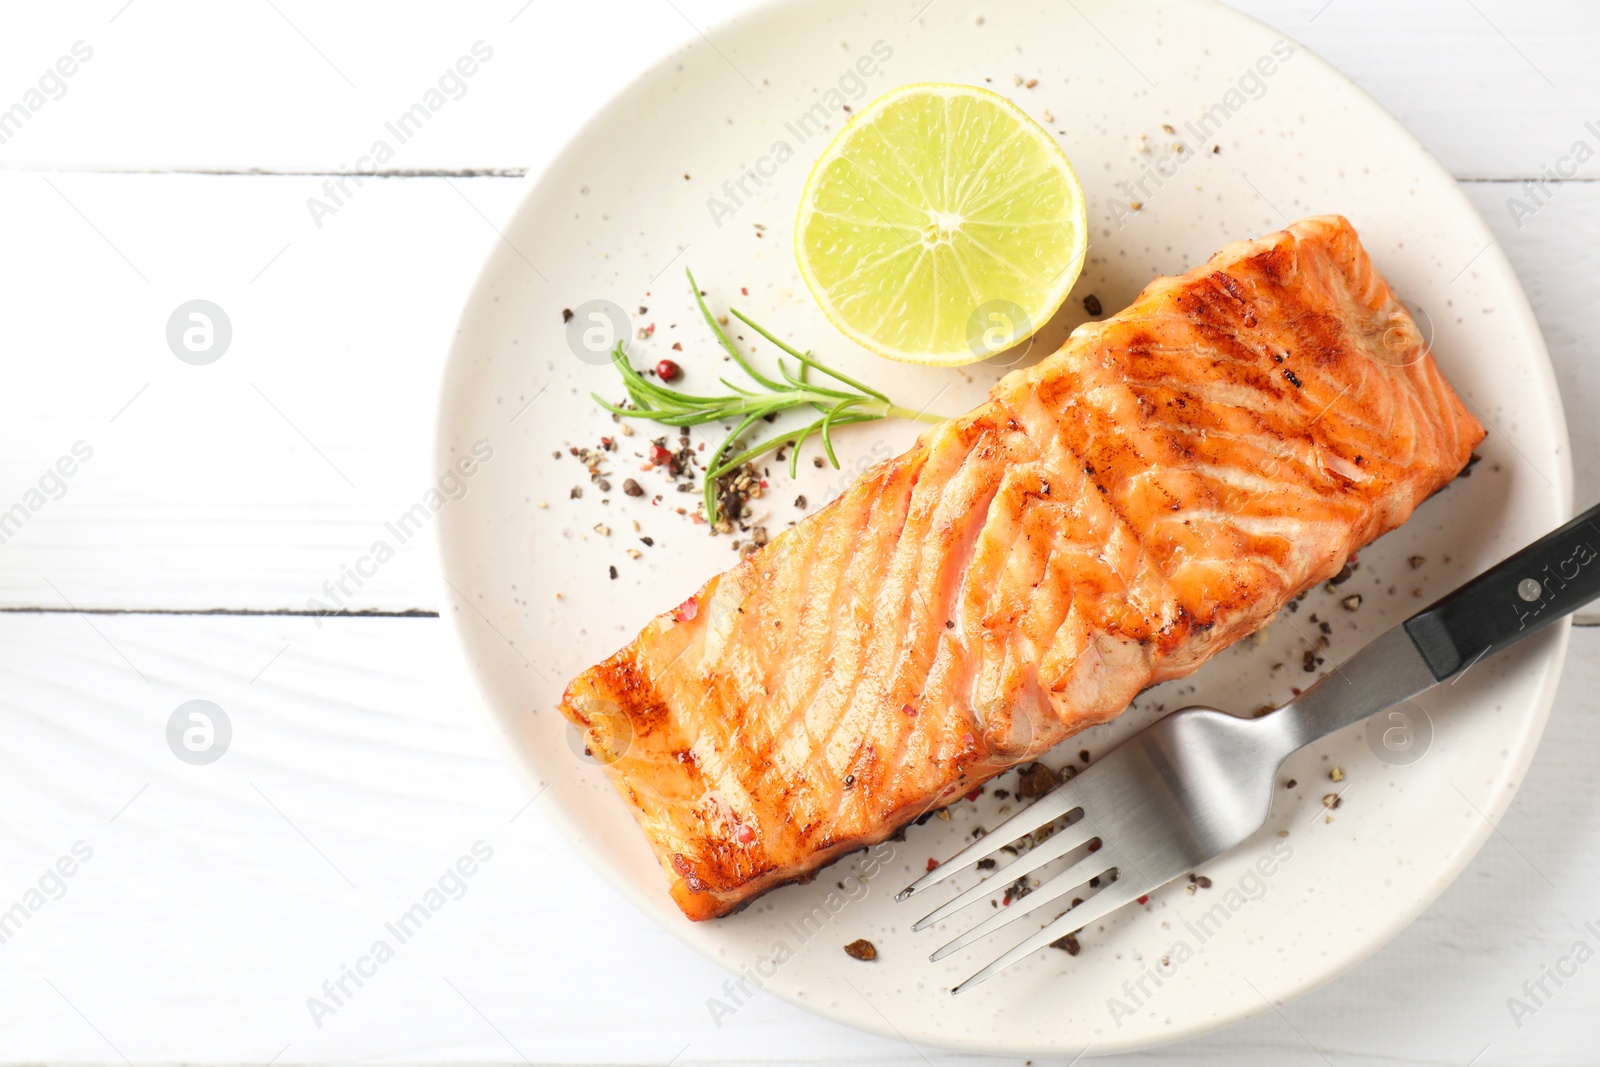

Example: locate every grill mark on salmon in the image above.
[560,215,1486,920]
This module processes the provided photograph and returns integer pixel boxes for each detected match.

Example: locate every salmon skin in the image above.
[560,215,1485,921]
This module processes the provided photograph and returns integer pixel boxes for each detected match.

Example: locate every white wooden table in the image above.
[2,1,1597,1063]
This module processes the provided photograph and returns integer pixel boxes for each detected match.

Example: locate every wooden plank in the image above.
[1460,181,1600,512]
[0,171,524,612]
[0,171,1595,613]
[1228,0,1600,180]
[0,612,1594,1064]
[0,1,1593,181]
[0,0,744,175]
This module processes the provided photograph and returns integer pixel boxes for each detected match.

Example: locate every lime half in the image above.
[795,83,1087,366]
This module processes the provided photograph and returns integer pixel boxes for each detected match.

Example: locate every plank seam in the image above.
[0,165,529,178]
[0,606,440,619]
[2,168,1595,184]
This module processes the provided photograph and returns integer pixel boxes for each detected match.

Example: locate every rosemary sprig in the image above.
[592,268,949,526]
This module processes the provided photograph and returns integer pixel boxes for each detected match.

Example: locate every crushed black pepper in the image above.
[1050,932,1082,955]
[843,939,878,961]
[1016,763,1057,799]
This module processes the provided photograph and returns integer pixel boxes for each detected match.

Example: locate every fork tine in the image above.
[912,814,1100,931]
[895,784,1084,902]
[928,846,1115,961]
[950,874,1152,994]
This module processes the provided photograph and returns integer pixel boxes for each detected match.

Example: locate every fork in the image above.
[898,501,1600,992]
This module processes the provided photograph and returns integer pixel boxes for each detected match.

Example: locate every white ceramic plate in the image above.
[435,0,1571,1054]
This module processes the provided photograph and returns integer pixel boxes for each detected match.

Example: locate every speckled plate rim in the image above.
[433,0,1573,1055]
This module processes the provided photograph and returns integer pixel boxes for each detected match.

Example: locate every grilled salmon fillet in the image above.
[561,215,1485,920]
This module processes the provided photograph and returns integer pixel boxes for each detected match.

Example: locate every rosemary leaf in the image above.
[592,269,950,527]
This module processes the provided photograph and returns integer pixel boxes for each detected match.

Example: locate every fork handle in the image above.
[1403,501,1600,680]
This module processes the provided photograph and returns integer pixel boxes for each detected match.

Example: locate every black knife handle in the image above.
[1404,501,1600,681]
